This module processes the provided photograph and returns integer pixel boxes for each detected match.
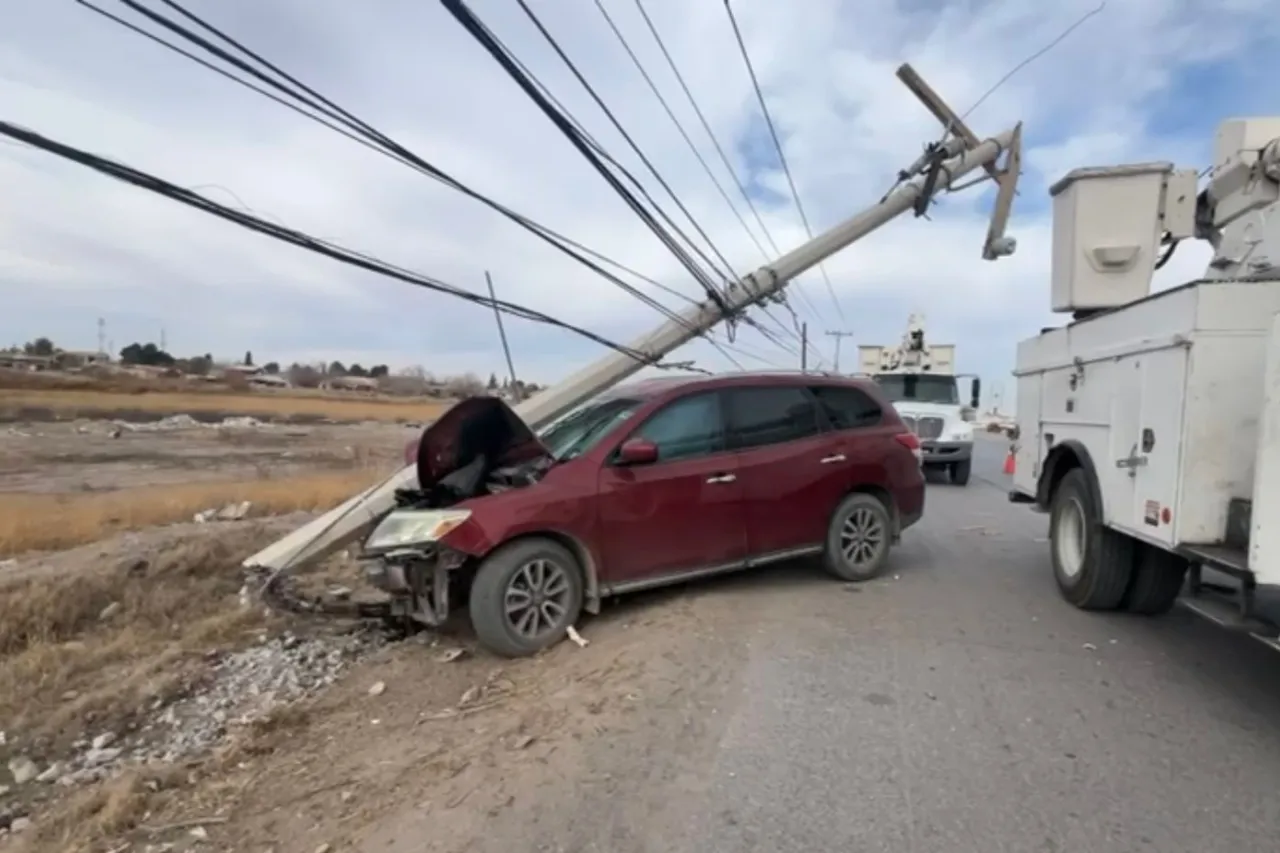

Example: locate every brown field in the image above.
[0,471,383,556]
[0,386,451,424]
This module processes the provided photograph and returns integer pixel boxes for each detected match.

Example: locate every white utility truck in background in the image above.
[1010,117,1280,646]
[858,314,981,485]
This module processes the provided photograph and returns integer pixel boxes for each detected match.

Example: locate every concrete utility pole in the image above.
[485,271,521,401]
[825,330,854,372]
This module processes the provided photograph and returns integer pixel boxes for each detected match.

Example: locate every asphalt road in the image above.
[381,432,1280,853]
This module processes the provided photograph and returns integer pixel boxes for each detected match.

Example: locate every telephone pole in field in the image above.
[825,329,854,372]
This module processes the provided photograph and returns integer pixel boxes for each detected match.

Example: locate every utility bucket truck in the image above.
[858,315,981,485]
[1009,118,1280,647]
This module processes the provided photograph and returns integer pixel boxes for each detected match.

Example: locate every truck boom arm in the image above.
[243,131,1018,574]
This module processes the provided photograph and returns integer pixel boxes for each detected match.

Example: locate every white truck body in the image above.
[1011,117,1280,645]
[859,316,978,484]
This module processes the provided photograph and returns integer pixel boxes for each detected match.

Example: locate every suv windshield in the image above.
[538,397,641,461]
[873,373,959,405]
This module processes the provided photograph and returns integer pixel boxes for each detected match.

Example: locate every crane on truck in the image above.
[857,314,981,485]
[1009,117,1280,649]
[241,65,1025,625]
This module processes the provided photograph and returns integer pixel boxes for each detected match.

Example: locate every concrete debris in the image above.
[99,601,122,621]
[33,629,385,788]
[7,757,38,785]
[111,414,272,433]
[10,816,31,833]
[435,647,468,664]
[566,626,588,648]
[194,500,254,524]
[368,681,387,697]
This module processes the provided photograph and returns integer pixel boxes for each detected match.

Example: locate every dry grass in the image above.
[0,471,384,557]
[0,386,450,423]
[0,525,304,853]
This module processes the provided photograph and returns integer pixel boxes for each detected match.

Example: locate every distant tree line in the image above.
[5,336,542,396]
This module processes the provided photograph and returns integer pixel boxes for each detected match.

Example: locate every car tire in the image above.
[950,459,971,486]
[823,492,893,582]
[1049,468,1134,610]
[469,537,584,658]
[1121,544,1188,615]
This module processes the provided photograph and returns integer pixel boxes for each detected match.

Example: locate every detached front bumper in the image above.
[921,440,973,465]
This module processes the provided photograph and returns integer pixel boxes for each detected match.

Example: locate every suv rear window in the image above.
[725,386,821,450]
[809,385,882,430]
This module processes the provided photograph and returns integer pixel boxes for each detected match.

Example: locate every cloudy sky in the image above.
[3,0,1278,408]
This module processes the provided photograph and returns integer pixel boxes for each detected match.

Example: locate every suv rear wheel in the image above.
[469,538,584,658]
[822,493,892,582]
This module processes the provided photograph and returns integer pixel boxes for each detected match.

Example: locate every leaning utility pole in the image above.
[485,271,521,401]
[825,330,854,372]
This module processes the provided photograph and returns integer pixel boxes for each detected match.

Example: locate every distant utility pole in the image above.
[485,271,521,400]
[825,330,854,372]
[97,317,106,355]
[800,323,808,373]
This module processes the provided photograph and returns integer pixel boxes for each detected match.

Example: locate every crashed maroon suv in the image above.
[369,372,925,657]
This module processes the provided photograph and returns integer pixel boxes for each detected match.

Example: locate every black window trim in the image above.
[605,389,732,467]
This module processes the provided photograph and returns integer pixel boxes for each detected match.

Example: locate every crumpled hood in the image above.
[405,396,550,491]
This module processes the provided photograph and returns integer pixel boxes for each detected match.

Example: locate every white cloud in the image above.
[1,0,1277,405]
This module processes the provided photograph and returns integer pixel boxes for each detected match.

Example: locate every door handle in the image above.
[820,454,847,464]
[705,473,737,484]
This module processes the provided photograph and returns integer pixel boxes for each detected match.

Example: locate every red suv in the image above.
[369,372,924,657]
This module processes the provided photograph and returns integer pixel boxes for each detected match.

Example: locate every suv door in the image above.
[724,385,846,557]
[808,383,894,490]
[596,391,747,585]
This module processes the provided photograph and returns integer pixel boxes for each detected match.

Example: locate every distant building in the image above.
[0,353,53,371]
[322,375,379,393]
[54,350,110,369]
[248,374,291,389]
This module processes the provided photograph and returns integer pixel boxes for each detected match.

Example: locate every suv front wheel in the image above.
[469,537,585,658]
[822,493,893,582]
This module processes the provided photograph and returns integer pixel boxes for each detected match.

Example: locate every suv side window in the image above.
[725,386,821,450]
[627,392,726,462]
[809,385,882,430]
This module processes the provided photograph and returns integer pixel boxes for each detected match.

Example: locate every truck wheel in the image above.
[1049,468,1134,610]
[1122,545,1188,615]
[823,493,892,582]
[469,538,584,658]
[950,459,971,486]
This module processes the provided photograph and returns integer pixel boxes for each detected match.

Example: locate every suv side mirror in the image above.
[617,438,659,466]
[970,377,981,410]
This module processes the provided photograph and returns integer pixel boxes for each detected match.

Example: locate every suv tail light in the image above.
[894,431,923,465]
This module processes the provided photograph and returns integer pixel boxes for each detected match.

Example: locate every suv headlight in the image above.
[365,509,471,551]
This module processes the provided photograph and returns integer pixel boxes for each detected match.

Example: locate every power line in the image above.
[723,0,848,326]
[79,0,747,367]
[0,120,658,363]
[607,0,830,368]
[497,0,736,308]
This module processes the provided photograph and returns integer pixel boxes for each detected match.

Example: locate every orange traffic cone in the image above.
[1003,446,1016,475]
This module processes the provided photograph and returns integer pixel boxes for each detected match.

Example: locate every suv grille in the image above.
[917,417,944,439]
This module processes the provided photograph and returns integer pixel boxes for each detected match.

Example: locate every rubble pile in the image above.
[1,629,385,804]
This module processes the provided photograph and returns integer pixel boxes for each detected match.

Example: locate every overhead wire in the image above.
[460,0,807,368]
[722,0,849,328]
[0,121,659,362]
[599,0,829,369]
[80,0,748,368]
[491,0,738,308]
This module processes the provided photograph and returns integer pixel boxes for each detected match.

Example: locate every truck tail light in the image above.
[894,431,923,465]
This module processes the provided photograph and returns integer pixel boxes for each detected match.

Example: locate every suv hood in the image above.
[407,396,550,492]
